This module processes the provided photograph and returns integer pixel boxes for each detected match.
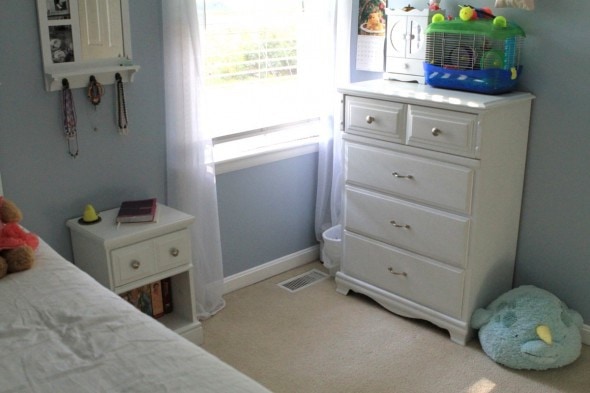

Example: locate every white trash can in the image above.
[321,225,342,276]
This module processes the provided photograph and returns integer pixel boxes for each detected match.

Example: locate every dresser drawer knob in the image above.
[392,172,414,180]
[170,248,180,257]
[130,260,141,270]
[365,115,375,124]
[431,127,442,136]
[390,220,410,229]
[388,267,407,277]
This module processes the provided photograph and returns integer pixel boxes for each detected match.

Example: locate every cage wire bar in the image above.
[425,32,524,71]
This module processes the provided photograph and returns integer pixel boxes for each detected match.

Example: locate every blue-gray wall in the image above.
[0,1,167,256]
[216,154,318,277]
[1,2,589,323]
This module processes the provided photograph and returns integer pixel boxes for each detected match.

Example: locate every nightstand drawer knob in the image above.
[170,248,180,257]
[365,115,375,124]
[131,260,141,270]
[432,127,442,136]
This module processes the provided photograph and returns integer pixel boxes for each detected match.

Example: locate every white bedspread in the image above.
[0,240,271,393]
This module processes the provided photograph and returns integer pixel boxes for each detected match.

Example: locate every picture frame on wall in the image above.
[47,0,71,20]
[48,25,75,63]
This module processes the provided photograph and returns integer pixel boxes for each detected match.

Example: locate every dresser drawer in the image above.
[406,105,478,158]
[111,240,158,287]
[345,187,469,268]
[345,143,474,213]
[343,232,464,319]
[345,96,405,143]
[155,229,191,271]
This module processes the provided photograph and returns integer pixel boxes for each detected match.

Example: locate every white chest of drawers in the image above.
[66,204,202,345]
[336,80,534,344]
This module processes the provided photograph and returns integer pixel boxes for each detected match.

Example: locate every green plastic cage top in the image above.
[424,15,525,94]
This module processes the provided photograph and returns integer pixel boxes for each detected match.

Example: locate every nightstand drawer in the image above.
[345,187,469,268]
[343,232,464,319]
[407,105,478,158]
[111,240,158,286]
[155,229,191,271]
[345,96,405,143]
[345,143,474,213]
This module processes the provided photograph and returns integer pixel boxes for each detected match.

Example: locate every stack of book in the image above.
[120,277,173,319]
[116,198,158,223]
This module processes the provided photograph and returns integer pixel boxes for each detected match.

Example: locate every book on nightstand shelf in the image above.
[116,198,157,223]
[151,281,165,319]
[161,277,173,314]
[120,279,171,319]
[121,284,153,316]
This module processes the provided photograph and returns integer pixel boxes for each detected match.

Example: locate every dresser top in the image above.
[338,80,534,110]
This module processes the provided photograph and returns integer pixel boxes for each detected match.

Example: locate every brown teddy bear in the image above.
[0,197,39,279]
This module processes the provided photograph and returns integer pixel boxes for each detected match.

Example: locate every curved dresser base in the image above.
[335,271,471,345]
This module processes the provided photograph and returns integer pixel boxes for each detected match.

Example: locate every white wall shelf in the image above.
[36,0,139,92]
[44,64,140,91]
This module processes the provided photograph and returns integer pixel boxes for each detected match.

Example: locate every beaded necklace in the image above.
[115,73,128,135]
[61,79,79,157]
[87,76,104,107]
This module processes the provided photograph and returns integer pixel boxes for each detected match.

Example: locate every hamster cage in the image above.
[424,15,525,94]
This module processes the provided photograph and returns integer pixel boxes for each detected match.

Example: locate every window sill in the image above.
[214,137,319,175]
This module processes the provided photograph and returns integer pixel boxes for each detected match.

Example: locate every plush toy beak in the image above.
[536,325,553,345]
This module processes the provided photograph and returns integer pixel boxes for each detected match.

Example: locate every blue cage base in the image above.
[424,63,523,95]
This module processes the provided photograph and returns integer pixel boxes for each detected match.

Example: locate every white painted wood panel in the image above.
[344,232,464,319]
[78,0,124,60]
[345,187,470,268]
[345,142,475,213]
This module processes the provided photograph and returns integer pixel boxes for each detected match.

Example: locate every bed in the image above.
[0,175,272,393]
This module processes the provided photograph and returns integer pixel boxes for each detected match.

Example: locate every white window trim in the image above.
[213,118,320,174]
[213,137,319,175]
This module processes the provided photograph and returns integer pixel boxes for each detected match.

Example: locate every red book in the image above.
[116,198,157,223]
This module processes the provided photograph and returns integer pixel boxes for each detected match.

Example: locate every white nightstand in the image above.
[66,204,203,345]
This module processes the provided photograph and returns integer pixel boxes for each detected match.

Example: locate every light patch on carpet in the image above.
[465,377,496,393]
[277,269,328,293]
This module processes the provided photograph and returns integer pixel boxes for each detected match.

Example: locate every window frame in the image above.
[201,0,321,168]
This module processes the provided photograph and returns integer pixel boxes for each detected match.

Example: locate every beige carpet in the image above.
[201,262,590,393]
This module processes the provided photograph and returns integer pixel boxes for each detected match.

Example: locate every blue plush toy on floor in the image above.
[471,285,583,370]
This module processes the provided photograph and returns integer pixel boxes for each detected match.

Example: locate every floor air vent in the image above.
[278,269,328,293]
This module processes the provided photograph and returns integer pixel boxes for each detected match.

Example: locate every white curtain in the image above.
[315,0,352,241]
[162,1,225,320]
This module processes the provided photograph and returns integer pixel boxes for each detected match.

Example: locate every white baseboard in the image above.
[582,324,590,346]
[223,245,320,294]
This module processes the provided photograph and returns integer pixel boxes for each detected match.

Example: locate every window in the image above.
[202,0,321,162]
